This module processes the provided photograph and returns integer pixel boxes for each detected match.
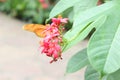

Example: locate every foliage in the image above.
[66,48,89,73]
[0,0,58,23]
[49,0,120,80]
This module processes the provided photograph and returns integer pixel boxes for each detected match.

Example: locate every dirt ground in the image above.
[0,12,88,80]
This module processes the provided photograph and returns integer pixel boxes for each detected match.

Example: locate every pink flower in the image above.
[60,18,68,23]
[39,0,44,3]
[39,0,49,9]
[52,18,61,26]
[41,3,49,9]
[40,16,68,63]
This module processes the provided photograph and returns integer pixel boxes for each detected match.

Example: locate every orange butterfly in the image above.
[23,24,47,38]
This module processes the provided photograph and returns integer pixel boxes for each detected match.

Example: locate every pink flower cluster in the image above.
[39,0,49,9]
[40,16,68,63]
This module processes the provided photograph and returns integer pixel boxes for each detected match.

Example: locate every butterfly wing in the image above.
[34,27,46,37]
[23,24,46,38]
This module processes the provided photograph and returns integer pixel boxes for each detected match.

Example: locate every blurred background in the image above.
[0,0,87,80]
[0,0,59,24]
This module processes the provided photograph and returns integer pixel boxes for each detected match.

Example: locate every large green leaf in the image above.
[49,0,80,19]
[73,0,98,20]
[73,1,114,29]
[88,6,120,74]
[107,69,120,80]
[63,15,107,51]
[62,2,113,51]
[66,48,89,73]
[85,66,120,80]
[85,65,100,80]
[114,0,120,4]
[49,0,98,19]
[73,1,113,28]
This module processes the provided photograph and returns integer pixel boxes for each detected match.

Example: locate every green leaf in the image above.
[66,48,89,73]
[68,9,74,22]
[62,2,113,51]
[73,1,114,28]
[88,6,120,74]
[85,66,120,80]
[114,0,120,4]
[49,0,80,19]
[85,65,100,80]
[63,15,107,51]
[107,69,120,80]
[49,0,99,19]
[73,0,98,20]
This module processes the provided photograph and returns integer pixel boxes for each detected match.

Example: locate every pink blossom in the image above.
[39,0,49,9]
[41,3,49,9]
[52,18,61,27]
[40,16,68,63]
[60,18,68,23]
[39,0,44,3]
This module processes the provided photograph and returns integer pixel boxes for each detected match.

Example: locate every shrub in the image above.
[48,0,120,80]
[0,0,58,23]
